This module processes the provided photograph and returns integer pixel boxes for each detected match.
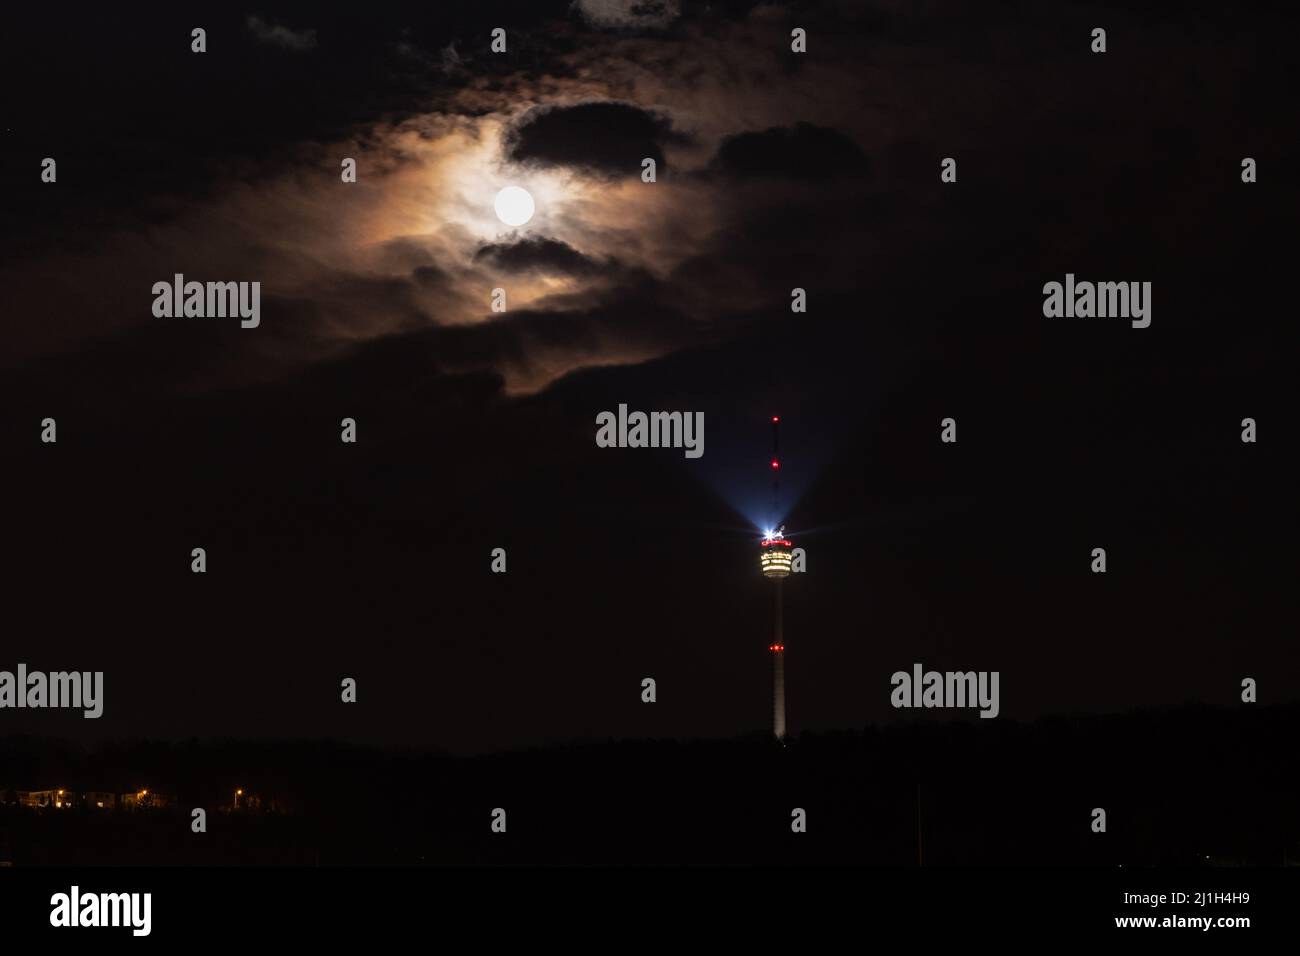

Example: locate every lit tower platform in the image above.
[761,415,792,742]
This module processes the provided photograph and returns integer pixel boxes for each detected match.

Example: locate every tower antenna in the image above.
[772,415,780,529]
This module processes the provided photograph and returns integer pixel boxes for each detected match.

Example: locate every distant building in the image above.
[120,789,176,810]
[17,790,75,809]
[7,788,181,811]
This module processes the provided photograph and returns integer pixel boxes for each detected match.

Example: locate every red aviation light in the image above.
[771,459,780,470]
[771,416,780,423]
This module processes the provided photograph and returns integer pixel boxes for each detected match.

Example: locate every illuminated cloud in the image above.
[0,5,901,395]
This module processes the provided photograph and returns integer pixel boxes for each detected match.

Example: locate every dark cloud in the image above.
[573,0,683,29]
[473,236,606,277]
[414,274,701,387]
[709,123,869,182]
[504,101,688,176]
[246,15,319,51]
[412,264,451,289]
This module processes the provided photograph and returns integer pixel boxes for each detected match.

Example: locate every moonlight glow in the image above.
[494,186,535,227]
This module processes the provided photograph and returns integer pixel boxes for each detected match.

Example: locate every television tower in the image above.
[760,415,793,742]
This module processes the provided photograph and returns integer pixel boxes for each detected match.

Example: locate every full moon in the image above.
[494,186,535,227]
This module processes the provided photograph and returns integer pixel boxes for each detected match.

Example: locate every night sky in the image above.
[1,0,1294,755]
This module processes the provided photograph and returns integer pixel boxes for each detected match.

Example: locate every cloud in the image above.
[247,15,318,51]
[0,9,895,396]
[473,236,606,277]
[503,101,689,177]
[14,0,1248,406]
[571,0,682,29]
[708,123,869,182]
[412,281,701,394]
[438,41,462,74]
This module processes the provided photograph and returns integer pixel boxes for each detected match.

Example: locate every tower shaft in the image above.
[773,577,786,741]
